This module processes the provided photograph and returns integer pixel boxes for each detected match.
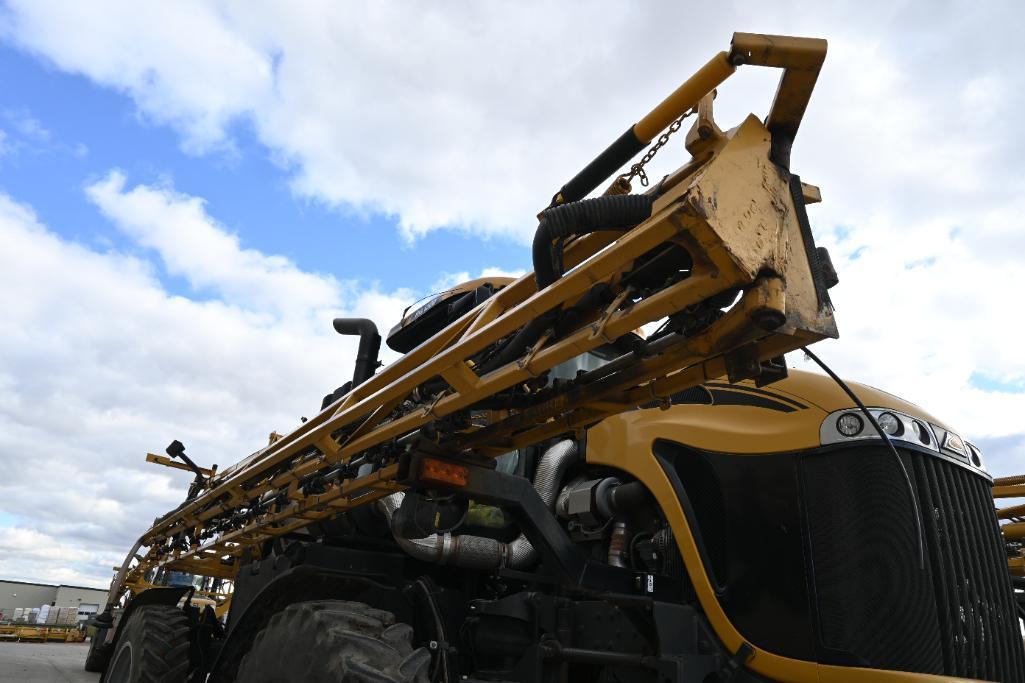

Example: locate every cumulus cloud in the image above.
[2,2,1020,244]
[0,187,415,585]
[430,266,526,293]
[1,1,1024,584]
[85,170,341,316]
[0,1,752,240]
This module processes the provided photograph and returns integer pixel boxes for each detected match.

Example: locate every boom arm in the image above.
[107,32,836,605]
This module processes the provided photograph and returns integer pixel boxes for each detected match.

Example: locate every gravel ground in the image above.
[0,641,98,682]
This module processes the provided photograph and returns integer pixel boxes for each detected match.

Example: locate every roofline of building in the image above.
[0,578,108,592]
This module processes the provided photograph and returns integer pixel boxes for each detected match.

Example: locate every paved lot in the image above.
[0,641,99,682]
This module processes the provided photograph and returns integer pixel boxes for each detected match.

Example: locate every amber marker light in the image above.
[420,458,470,487]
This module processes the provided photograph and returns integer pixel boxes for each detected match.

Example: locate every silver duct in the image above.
[377,439,578,569]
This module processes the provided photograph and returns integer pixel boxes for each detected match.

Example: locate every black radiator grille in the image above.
[803,447,1025,682]
[913,454,1025,682]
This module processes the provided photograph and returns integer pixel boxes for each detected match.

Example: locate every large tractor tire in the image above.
[235,600,431,683]
[84,627,113,673]
[103,605,190,683]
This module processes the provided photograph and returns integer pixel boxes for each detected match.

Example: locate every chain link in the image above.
[618,108,696,188]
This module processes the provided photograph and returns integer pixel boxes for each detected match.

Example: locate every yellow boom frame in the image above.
[109,32,835,607]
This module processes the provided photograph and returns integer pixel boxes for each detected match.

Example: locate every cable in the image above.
[800,346,925,571]
[414,577,450,683]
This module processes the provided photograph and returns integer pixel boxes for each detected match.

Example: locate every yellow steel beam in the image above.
[993,484,1025,499]
[633,52,735,143]
[996,501,1025,519]
[729,33,827,143]
[1001,521,1025,540]
[146,453,216,478]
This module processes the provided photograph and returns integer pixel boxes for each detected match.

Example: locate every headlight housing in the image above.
[877,412,903,437]
[836,412,864,437]
[820,408,987,476]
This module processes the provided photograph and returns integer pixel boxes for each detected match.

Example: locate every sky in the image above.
[0,1,1022,588]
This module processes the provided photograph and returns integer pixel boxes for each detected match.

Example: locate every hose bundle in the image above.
[481,194,654,375]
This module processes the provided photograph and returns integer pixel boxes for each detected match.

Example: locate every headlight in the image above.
[877,412,903,437]
[836,412,864,437]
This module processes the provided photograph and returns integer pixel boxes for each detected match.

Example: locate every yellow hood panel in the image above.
[592,369,952,455]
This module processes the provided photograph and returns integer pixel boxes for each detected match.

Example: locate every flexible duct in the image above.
[378,439,578,569]
[479,195,654,376]
[532,194,654,291]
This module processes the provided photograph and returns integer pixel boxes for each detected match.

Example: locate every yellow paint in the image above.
[586,407,991,681]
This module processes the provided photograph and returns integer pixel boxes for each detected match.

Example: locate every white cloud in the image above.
[0,107,88,160]
[1,1,1025,584]
[0,187,415,585]
[0,1,748,240]
[3,2,1019,245]
[1,3,269,153]
[4,108,50,142]
[430,266,526,293]
[85,170,341,316]
[0,527,119,588]
[0,2,1020,245]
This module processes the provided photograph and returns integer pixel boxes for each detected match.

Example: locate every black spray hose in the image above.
[532,194,654,291]
[480,195,654,376]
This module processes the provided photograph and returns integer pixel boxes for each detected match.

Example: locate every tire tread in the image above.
[107,605,190,682]
[236,600,430,683]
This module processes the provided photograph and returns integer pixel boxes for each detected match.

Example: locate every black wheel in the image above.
[104,605,190,683]
[84,627,113,673]
[236,600,430,683]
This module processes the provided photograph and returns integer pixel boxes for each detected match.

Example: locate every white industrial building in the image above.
[0,579,108,624]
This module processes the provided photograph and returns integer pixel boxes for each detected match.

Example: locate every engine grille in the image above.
[803,447,1025,682]
[913,454,1025,682]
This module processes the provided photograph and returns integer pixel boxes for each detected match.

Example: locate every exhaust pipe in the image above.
[332,318,381,388]
[378,439,578,569]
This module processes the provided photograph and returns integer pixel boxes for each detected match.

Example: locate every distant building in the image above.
[0,579,108,624]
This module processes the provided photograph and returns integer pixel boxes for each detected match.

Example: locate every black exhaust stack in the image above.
[333,318,381,388]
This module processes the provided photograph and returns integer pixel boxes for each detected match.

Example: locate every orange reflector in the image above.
[420,458,469,487]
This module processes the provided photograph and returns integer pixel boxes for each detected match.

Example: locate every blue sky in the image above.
[0,42,528,303]
[0,1,1022,587]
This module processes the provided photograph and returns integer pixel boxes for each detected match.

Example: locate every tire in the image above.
[84,627,113,673]
[236,600,431,683]
[104,605,190,683]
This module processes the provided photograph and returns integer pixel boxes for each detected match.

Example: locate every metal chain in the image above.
[619,108,697,187]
